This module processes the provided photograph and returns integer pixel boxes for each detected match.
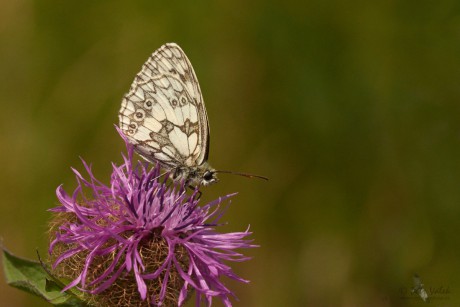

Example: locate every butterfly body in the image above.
[172,162,218,186]
[119,43,218,186]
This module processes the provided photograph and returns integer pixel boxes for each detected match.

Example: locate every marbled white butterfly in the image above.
[119,43,267,186]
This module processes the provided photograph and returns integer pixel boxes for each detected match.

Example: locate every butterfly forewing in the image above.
[119,43,210,170]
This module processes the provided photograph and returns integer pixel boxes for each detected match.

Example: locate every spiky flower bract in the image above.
[48,133,256,306]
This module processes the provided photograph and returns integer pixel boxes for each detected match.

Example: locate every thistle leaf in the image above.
[1,247,88,306]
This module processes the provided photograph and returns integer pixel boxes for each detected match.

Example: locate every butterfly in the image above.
[119,43,267,187]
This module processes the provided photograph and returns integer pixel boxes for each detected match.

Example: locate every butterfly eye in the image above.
[203,171,214,182]
[171,98,178,107]
[180,97,187,105]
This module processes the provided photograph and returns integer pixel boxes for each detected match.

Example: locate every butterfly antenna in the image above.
[215,170,269,181]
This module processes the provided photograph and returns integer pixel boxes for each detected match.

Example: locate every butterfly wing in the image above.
[119,43,210,169]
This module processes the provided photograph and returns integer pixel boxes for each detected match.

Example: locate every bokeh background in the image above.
[1,1,460,306]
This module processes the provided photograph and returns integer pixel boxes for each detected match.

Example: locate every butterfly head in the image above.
[195,162,218,186]
[201,169,218,186]
[173,163,219,187]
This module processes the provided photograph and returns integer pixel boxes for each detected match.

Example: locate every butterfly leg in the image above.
[187,185,202,199]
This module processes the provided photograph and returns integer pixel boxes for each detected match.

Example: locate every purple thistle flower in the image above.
[48,133,256,306]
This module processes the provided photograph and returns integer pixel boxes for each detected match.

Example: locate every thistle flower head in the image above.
[48,132,255,306]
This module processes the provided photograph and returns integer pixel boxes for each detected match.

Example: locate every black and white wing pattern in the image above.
[119,43,210,171]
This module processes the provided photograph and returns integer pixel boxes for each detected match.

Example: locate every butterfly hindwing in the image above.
[119,43,210,169]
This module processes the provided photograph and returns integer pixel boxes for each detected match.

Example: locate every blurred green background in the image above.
[1,1,460,306]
